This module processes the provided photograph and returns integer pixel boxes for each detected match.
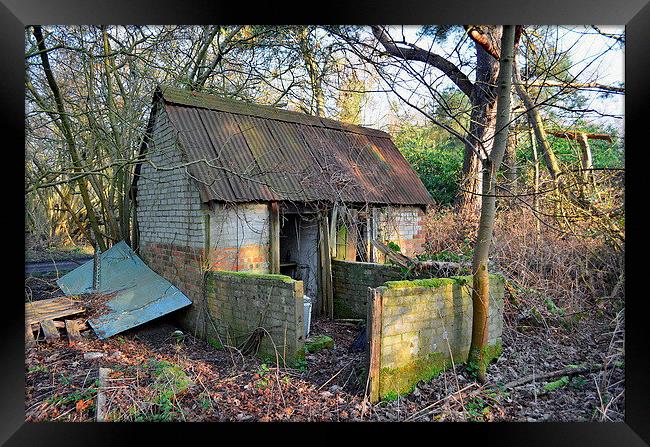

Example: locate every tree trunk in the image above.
[468,25,516,383]
[32,26,107,251]
[512,58,562,181]
[297,26,325,117]
[456,26,502,213]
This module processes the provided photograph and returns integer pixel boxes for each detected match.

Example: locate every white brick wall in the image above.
[375,206,423,256]
[136,106,206,249]
[209,202,270,250]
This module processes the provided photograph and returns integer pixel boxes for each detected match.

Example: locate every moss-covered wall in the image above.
[372,274,504,400]
[204,270,305,363]
[332,260,408,319]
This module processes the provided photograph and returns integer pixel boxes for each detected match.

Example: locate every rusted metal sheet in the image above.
[56,241,191,339]
[157,86,433,207]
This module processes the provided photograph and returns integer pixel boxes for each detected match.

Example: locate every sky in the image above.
[356,25,625,135]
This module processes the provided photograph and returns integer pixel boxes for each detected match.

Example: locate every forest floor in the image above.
[24,272,624,422]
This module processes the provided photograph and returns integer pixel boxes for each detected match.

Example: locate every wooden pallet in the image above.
[25,297,85,325]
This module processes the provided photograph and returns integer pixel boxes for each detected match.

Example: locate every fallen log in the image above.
[370,239,467,273]
[503,363,603,389]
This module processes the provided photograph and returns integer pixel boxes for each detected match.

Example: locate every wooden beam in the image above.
[269,202,280,274]
[368,288,383,403]
[96,367,112,422]
[65,319,82,341]
[318,212,334,319]
[25,296,85,325]
[547,130,612,143]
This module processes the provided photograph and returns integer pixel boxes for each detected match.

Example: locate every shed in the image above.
[133,86,433,361]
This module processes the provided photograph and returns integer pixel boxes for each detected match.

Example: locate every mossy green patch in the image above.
[384,273,504,290]
[384,277,461,289]
[305,335,334,353]
[209,270,294,284]
[468,340,503,377]
[380,341,502,401]
[379,352,450,399]
[208,338,223,350]
[543,376,569,392]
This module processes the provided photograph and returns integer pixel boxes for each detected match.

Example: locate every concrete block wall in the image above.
[331,260,408,319]
[371,275,504,400]
[205,271,305,363]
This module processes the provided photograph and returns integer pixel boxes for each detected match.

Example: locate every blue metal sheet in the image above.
[56,241,192,339]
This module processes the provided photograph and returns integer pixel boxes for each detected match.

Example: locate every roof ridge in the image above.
[157,85,391,139]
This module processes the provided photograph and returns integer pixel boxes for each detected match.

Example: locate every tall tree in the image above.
[467,25,516,382]
[370,25,503,212]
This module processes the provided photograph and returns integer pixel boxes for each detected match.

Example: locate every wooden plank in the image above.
[25,297,85,325]
[318,212,334,319]
[65,319,82,341]
[96,367,112,422]
[40,319,60,342]
[368,288,383,404]
[269,202,280,274]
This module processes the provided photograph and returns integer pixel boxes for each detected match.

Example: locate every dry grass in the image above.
[422,202,624,325]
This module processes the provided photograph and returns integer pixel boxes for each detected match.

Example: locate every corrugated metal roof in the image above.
[155,86,433,206]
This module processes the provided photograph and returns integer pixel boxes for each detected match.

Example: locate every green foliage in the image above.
[47,388,97,406]
[383,391,399,402]
[570,376,588,389]
[292,358,308,372]
[386,241,401,253]
[208,338,223,350]
[393,124,464,206]
[465,397,490,421]
[544,298,565,316]
[59,373,73,386]
[255,363,273,389]
[419,242,474,264]
[146,359,193,419]
[27,365,49,374]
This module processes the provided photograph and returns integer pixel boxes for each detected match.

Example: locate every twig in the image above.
[318,359,355,390]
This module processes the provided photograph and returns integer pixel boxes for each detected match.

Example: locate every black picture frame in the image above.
[5,0,648,444]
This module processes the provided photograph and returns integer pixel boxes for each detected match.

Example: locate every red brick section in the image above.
[140,241,270,302]
[208,244,269,272]
[139,243,205,303]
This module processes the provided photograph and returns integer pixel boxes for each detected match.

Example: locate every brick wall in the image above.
[136,106,276,337]
[332,260,408,319]
[369,275,504,400]
[136,105,208,332]
[205,271,305,363]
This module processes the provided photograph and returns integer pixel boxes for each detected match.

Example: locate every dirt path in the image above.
[25,258,91,274]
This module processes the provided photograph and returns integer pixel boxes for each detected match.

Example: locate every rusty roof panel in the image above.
[161,86,389,138]
[199,110,276,201]
[156,86,433,206]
